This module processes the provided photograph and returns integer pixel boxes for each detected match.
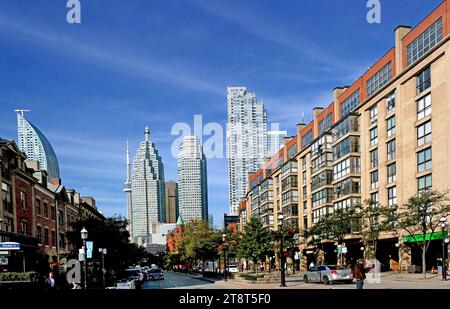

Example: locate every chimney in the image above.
[50,178,61,186]
[296,123,306,148]
[25,160,40,171]
[395,25,412,74]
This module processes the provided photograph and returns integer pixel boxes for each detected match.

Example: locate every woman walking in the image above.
[353,259,366,289]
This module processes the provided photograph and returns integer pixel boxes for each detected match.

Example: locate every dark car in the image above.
[148,268,164,280]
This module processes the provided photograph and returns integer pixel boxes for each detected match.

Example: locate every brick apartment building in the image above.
[240,0,450,272]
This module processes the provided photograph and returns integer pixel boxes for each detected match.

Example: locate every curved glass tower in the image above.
[16,111,60,179]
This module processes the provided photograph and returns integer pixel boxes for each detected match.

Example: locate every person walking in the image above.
[309,261,315,271]
[44,271,57,289]
[353,259,366,289]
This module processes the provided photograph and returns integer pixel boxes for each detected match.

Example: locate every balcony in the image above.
[333,178,361,199]
[281,161,298,179]
[332,116,360,142]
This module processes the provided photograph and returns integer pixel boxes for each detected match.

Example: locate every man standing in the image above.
[353,259,366,289]
[45,271,57,289]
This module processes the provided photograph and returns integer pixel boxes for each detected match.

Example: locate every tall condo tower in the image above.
[130,127,166,245]
[226,87,268,214]
[16,110,60,179]
[177,136,208,222]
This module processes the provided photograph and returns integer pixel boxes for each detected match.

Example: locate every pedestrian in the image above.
[309,261,315,271]
[353,259,366,289]
[45,271,57,289]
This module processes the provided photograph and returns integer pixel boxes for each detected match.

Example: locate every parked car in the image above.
[148,268,164,280]
[227,265,239,273]
[303,265,353,284]
[119,268,144,283]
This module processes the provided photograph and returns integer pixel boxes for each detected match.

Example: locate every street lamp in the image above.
[278,214,286,287]
[98,248,107,289]
[222,234,227,282]
[439,217,447,281]
[80,227,88,289]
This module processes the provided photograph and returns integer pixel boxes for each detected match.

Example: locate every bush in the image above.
[0,272,38,282]
[239,273,264,281]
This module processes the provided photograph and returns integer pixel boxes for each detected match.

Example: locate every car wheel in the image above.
[323,276,330,285]
[303,275,309,283]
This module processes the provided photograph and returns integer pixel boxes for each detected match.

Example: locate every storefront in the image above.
[404,231,448,272]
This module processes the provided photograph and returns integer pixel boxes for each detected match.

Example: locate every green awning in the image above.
[403,231,448,243]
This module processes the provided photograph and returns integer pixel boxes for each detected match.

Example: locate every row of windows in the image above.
[333,157,361,181]
[333,136,360,160]
[341,90,361,118]
[319,113,333,134]
[302,130,313,149]
[311,171,332,192]
[332,116,359,142]
[366,62,392,98]
[407,18,443,67]
[312,188,333,208]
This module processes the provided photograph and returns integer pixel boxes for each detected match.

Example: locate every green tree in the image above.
[236,218,271,274]
[388,190,450,278]
[178,221,221,273]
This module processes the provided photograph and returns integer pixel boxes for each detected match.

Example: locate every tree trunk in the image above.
[422,246,427,279]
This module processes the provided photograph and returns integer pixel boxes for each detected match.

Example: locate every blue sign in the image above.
[86,241,93,259]
[0,242,20,250]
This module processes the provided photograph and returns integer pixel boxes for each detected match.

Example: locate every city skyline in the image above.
[0,0,444,227]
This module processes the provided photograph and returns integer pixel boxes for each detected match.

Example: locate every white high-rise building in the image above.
[268,130,288,157]
[226,87,268,214]
[130,127,165,245]
[16,110,60,179]
[177,136,208,222]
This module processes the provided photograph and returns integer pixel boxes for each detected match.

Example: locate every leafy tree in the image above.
[178,221,221,273]
[306,207,360,265]
[236,218,271,273]
[388,190,450,278]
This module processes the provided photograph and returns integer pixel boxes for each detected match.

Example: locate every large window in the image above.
[332,157,360,181]
[386,116,396,137]
[313,207,328,224]
[20,191,26,209]
[386,92,396,113]
[388,186,397,206]
[43,202,49,218]
[302,130,313,149]
[311,152,333,173]
[387,139,396,161]
[369,105,378,123]
[333,136,360,160]
[370,171,379,190]
[311,171,332,192]
[366,62,392,97]
[371,192,379,204]
[35,198,41,216]
[370,149,378,168]
[36,225,42,243]
[312,189,332,208]
[370,127,378,146]
[418,174,432,194]
[407,18,443,66]
[311,135,332,157]
[282,190,298,205]
[417,120,432,146]
[341,90,361,118]
[51,230,56,247]
[387,163,397,184]
[417,67,431,94]
[417,93,432,120]
[332,116,359,142]
[319,113,333,134]
[417,148,432,173]
[44,228,49,245]
[333,178,360,199]
[334,197,360,211]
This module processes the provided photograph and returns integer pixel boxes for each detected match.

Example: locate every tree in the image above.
[306,207,360,265]
[178,221,221,273]
[388,190,450,278]
[236,218,271,274]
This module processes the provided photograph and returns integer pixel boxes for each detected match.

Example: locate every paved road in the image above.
[142,271,214,289]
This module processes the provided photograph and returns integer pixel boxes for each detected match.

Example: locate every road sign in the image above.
[0,257,8,265]
[0,242,20,250]
[78,248,85,262]
[86,241,93,259]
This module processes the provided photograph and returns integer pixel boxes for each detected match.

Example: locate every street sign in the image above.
[0,257,8,265]
[78,248,85,262]
[342,247,348,254]
[0,242,20,250]
[86,241,93,259]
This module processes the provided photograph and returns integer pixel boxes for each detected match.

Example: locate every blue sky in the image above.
[0,0,442,227]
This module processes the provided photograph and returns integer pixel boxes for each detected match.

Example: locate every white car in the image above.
[227,265,239,273]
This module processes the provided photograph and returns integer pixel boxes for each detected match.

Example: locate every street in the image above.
[153,272,450,290]
[142,272,212,289]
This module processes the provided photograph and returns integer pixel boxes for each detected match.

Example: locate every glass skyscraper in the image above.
[131,127,165,245]
[227,87,268,214]
[177,136,208,222]
[16,111,60,179]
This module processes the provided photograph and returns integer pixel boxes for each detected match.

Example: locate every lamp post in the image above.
[99,248,107,288]
[395,241,403,274]
[81,227,88,289]
[439,217,447,281]
[278,214,286,287]
[222,234,227,282]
